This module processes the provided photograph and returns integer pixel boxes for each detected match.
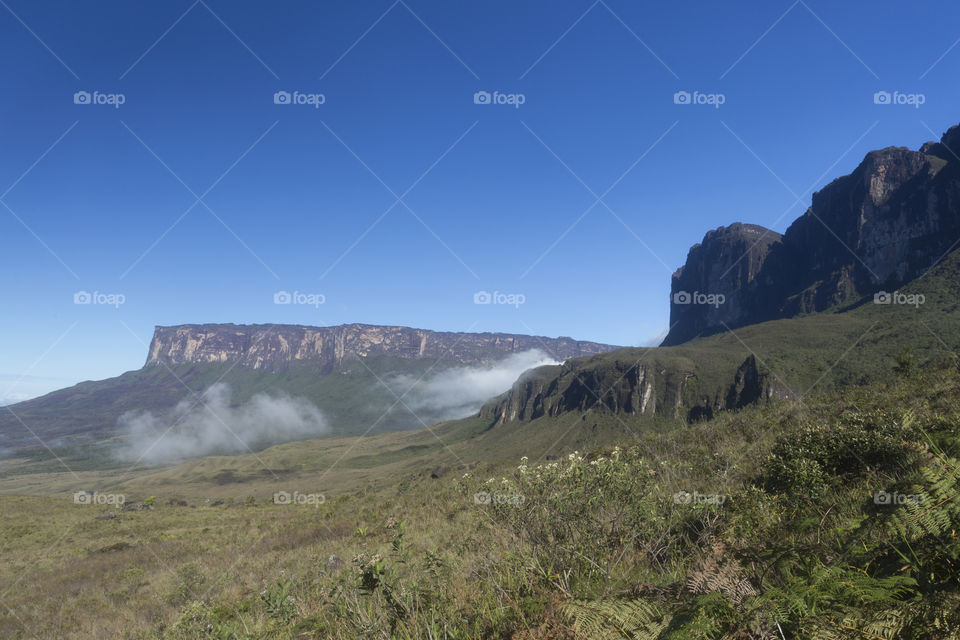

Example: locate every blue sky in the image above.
[1,0,959,400]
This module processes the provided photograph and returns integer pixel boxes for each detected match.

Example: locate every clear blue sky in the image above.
[2,0,959,399]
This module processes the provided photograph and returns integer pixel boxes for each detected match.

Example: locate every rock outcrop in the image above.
[663,123,960,345]
[666,223,781,345]
[146,323,619,372]
[481,352,790,426]
[480,355,696,424]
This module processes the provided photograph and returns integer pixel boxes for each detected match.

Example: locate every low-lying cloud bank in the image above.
[115,351,558,462]
[116,383,328,464]
[387,349,560,422]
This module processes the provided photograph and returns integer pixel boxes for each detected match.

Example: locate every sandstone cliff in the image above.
[146,323,619,372]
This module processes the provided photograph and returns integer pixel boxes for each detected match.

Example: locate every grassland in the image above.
[3,359,960,638]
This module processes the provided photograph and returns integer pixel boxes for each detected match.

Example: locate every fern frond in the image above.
[560,598,669,640]
[686,541,757,609]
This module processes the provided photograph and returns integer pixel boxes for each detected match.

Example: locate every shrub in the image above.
[475,448,663,593]
[761,411,915,494]
[165,562,207,607]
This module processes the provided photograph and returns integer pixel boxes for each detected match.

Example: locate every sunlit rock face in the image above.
[146,323,619,372]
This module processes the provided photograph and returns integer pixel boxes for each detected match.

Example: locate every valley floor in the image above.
[3,366,960,638]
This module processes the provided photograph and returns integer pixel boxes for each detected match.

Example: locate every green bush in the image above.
[761,411,915,494]
[472,448,664,594]
[165,562,207,607]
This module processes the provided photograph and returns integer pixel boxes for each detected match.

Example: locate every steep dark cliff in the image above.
[663,123,960,345]
[146,323,619,372]
[480,351,790,426]
[667,223,781,345]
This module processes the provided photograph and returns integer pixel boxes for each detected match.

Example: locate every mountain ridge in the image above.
[663,123,960,346]
[146,322,619,372]
[483,121,960,428]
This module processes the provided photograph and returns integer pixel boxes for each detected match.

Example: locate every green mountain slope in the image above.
[483,246,960,428]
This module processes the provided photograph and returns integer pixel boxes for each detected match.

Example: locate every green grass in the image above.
[4,364,960,638]
[2,250,959,638]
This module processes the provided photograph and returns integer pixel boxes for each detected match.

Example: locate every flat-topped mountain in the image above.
[663,123,960,345]
[146,323,618,372]
[0,324,618,454]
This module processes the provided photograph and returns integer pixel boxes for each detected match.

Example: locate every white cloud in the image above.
[116,383,328,464]
[387,349,560,421]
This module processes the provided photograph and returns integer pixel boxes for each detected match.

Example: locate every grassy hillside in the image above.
[2,251,959,639]
[3,362,960,638]
[487,246,960,424]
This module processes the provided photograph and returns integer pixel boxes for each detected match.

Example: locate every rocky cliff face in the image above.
[480,352,790,425]
[480,356,693,423]
[666,223,781,345]
[663,123,960,345]
[146,323,619,372]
